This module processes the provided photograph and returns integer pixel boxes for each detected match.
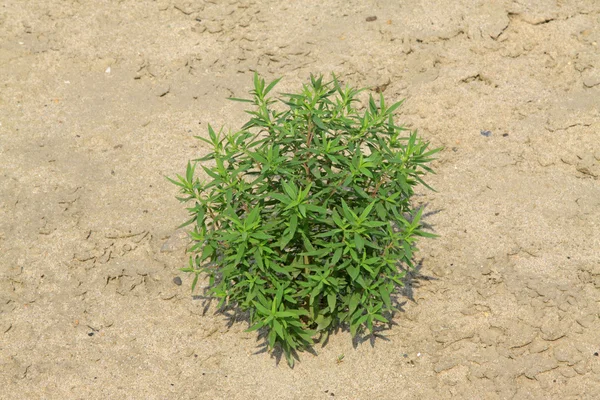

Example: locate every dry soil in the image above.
[1,1,600,399]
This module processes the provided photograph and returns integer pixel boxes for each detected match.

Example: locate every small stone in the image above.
[173,277,183,286]
[366,16,377,22]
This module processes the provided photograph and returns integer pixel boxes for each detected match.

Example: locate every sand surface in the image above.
[1,1,600,398]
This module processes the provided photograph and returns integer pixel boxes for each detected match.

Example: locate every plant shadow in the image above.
[398,258,438,303]
[317,258,438,351]
[406,200,443,232]
[191,292,316,368]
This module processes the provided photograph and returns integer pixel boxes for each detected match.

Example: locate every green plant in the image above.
[169,73,441,366]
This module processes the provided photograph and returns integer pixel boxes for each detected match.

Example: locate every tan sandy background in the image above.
[1,0,600,399]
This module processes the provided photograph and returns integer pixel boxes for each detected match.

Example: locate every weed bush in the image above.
[170,73,441,366]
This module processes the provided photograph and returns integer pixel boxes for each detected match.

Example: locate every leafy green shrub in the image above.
[170,73,441,366]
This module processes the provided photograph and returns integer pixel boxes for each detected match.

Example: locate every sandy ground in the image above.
[1,0,600,398]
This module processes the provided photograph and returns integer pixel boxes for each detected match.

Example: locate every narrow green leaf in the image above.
[312,115,327,130]
[165,175,187,188]
[186,161,195,183]
[270,193,292,205]
[254,248,264,269]
[275,311,297,318]
[177,215,196,229]
[282,181,297,199]
[202,165,221,180]
[264,77,282,96]
[201,244,214,261]
[254,301,271,316]
[298,204,307,218]
[341,199,357,221]
[252,231,274,240]
[275,285,284,308]
[348,264,360,281]
[331,247,343,265]
[332,211,346,228]
[354,233,364,252]
[386,99,404,115]
[246,320,265,332]
[379,284,392,309]
[305,204,328,215]
[303,234,316,252]
[360,200,376,221]
[348,292,360,316]
[248,151,267,164]
[327,293,336,311]
[273,319,285,340]
[246,205,261,226]
[411,206,424,228]
[285,351,295,367]
[373,314,388,323]
[268,329,277,349]
[316,314,332,331]
[414,229,439,238]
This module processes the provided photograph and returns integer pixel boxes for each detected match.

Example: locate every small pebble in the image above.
[480,130,492,137]
[366,16,377,22]
[88,332,94,337]
[173,277,183,286]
